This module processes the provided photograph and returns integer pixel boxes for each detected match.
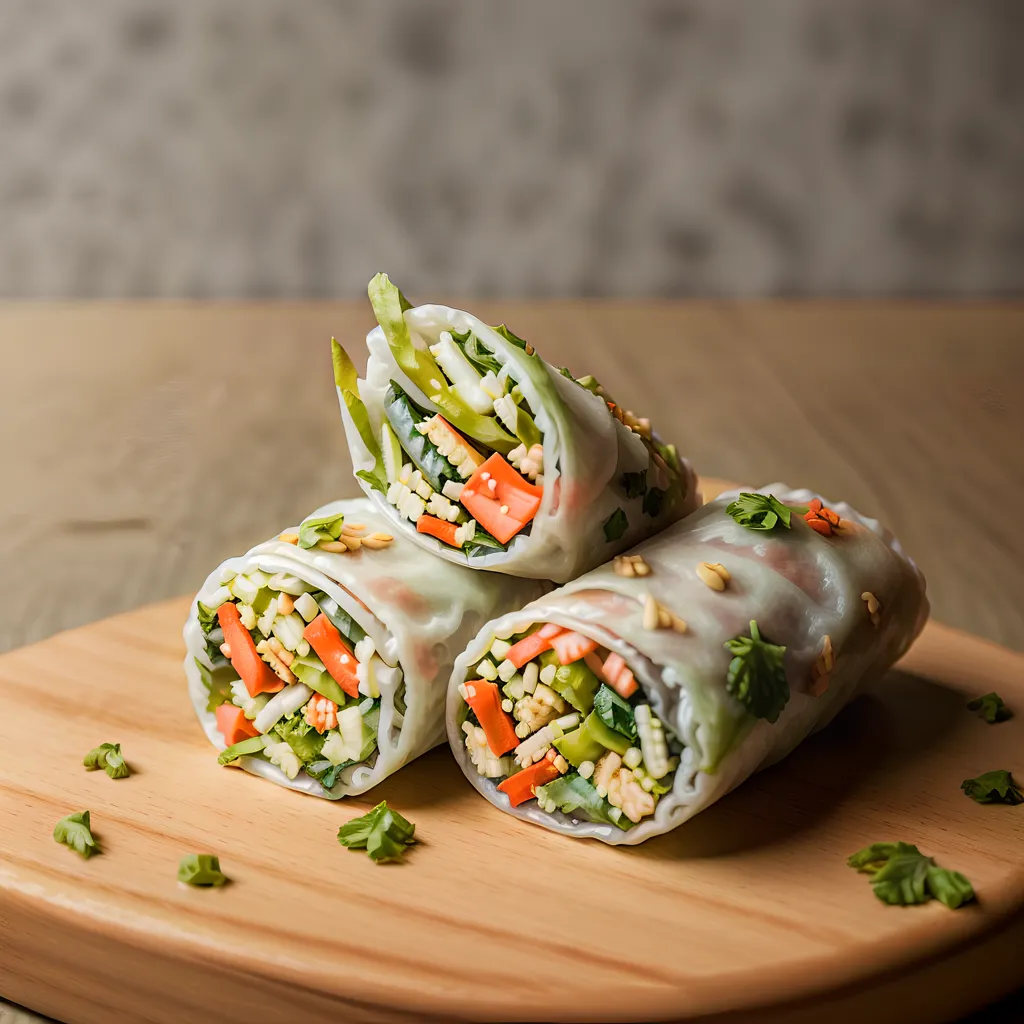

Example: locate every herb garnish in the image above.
[603,508,629,542]
[83,742,131,780]
[338,801,416,863]
[848,842,975,908]
[53,810,100,859]
[593,684,638,741]
[724,620,789,723]
[298,511,347,549]
[621,470,647,499]
[961,769,1023,805]
[966,692,1012,724]
[725,492,794,532]
[642,487,666,517]
[178,854,229,886]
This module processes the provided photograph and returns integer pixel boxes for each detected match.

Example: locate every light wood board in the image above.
[1,480,1023,1024]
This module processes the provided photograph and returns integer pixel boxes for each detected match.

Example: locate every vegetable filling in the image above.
[457,624,679,829]
[195,568,404,791]
[336,274,687,558]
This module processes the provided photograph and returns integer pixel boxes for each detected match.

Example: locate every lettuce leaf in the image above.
[536,774,630,830]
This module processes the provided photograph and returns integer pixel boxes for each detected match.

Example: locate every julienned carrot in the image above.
[602,652,638,698]
[303,614,360,698]
[215,703,260,746]
[217,602,283,697]
[583,651,610,683]
[460,453,543,545]
[497,754,562,807]
[550,630,600,665]
[505,625,564,669]
[463,680,518,756]
[416,514,460,548]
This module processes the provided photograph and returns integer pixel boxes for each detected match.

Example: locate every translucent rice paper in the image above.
[338,302,700,583]
[184,498,546,799]
[447,484,928,844]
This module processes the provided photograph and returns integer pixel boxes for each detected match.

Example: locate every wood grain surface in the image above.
[0,587,1023,1024]
[0,301,1022,1024]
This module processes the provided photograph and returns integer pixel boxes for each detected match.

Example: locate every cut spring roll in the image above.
[184,499,546,798]
[333,274,700,583]
[447,485,928,844]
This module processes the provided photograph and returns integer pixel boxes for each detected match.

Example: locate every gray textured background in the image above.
[1,0,1022,298]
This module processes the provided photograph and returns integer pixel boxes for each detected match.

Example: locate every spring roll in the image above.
[447,485,928,844]
[333,274,700,583]
[184,499,546,798]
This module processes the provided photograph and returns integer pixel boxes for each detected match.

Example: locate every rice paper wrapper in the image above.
[447,484,928,844]
[338,301,700,583]
[185,498,547,799]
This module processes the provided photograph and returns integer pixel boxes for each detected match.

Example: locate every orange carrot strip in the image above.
[215,703,261,746]
[302,614,360,698]
[463,680,519,755]
[550,630,600,665]
[506,632,553,669]
[416,514,461,548]
[217,602,283,697]
[497,757,562,807]
[460,453,543,545]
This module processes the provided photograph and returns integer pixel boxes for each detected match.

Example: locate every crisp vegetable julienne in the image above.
[457,624,679,828]
[195,530,406,791]
[333,274,683,559]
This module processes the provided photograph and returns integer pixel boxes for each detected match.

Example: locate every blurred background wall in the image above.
[0,0,1021,299]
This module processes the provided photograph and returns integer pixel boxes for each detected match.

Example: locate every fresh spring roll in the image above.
[332,274,700,583]
[184,498,546,798]
[446,485,928,844]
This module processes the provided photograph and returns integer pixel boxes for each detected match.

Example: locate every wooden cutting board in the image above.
[1,480,1023,1024]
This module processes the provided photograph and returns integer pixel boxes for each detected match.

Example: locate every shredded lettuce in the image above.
[453,328,503,377]
[536,774,630,830]
[196,601,219,634]
[492,323,529,351]
[298,511,346,550]
[275,714,326,765]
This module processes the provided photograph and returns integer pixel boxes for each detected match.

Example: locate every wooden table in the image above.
[1,301,1022,1023]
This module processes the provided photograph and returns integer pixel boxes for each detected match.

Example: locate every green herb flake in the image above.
[621,470,647,499]
[961,769,1023,805]
[53,810,99,859]
[642,487,666,518]
[178,854,229,887]
[724,620,789,723]
[593,684,638,741]
[725,492,794,532]
[83,742,131,780]
[966,692,1012,724]
[337,801,416,863]
[297,511,346,550]
[848,841,975,909]
[603,508,629,542]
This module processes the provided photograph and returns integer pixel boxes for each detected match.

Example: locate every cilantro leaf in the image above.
[724,620,789,723]
[297,511,346,549]
[593,684,638,741]
[848,841,975,909]
[603,508,628,542]
[725,492,794,532]
[83,742,131,780]
[642,487,666,517]
[53,810,100,859]
[356,468,388,495]
[337,801,416,863]
[966,692,1012,724]
[620,470,647,499]
[961,769,1023,805]
[177,853,229,887]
